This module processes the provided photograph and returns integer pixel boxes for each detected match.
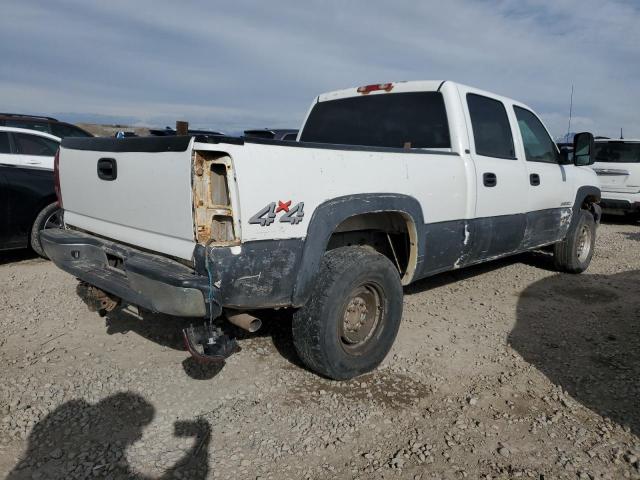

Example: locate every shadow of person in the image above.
[509,270,640,436]
[6,392,210,479]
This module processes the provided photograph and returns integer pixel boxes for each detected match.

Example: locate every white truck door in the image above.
[511,106,572,246]
[458,86,529,257]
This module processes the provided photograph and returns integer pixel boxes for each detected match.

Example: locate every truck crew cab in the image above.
[41,81,601,380]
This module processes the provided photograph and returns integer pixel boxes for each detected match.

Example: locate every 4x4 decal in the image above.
[249,201,305,226]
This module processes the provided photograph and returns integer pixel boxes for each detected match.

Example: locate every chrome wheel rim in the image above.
[339,283,383,352]
[576,225,592,263]
[43,209,63,230]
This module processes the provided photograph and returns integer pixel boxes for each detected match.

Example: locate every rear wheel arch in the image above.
[291,193,424,307]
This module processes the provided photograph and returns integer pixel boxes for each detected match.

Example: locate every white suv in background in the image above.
[592,139,640,220]
[0,127,61,170]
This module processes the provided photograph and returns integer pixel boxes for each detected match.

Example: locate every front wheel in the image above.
[553,209,596,273]
[292,246,403,380]
[30,203,63,258]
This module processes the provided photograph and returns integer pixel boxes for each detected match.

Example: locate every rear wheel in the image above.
[292,246,403,380]
[30,203,63,258]
[553,209,596,273]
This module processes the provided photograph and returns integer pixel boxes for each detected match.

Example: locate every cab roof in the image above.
[316,80,529,111]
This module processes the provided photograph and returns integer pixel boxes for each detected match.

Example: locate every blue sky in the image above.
[1,0,638,138]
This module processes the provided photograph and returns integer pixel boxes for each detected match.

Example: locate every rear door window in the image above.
[0,132,10,154]
[467,94,515,159]
[300,92,451,149]
[513,106,559,163]
[594,142,640,163]
[12,133,59,156]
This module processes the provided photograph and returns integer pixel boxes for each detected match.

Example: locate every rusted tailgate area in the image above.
[192,151,240,246]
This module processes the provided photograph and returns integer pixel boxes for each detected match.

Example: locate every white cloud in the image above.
[0,0,638,137]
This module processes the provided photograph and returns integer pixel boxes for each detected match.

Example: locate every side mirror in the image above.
[573,132,595,166]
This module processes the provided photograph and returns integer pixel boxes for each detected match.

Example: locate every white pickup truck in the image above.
[591,138,640,220]
[41,80,601,380]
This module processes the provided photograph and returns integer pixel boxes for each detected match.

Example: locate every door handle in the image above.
[483,172,497,187]
[530,173,541,186]
[97,158,117,181]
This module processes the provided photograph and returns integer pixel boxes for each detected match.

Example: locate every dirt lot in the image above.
[1,220,639,480]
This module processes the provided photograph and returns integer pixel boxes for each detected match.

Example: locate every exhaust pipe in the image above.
[226,310,262,333]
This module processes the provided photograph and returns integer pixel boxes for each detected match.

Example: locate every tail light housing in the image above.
[357,83,394,94]
[192,151,239,245]
[54,148,63,207]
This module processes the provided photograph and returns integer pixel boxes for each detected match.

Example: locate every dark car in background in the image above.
[148,127,225,137]
[244,129,298,141]
[0,113,93,138]
[0,163,62,258]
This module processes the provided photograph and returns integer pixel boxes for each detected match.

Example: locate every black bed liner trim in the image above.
[62,136,193,152]
[62,134,460,156]
[207,136,460,156]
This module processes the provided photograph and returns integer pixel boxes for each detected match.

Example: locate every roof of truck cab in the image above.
[315,80,529,110]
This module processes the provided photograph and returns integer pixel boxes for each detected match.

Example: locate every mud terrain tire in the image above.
[292,246,403,380]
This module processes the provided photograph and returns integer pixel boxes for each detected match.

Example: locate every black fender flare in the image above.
[572,185,601,224]
[291,193,425,306]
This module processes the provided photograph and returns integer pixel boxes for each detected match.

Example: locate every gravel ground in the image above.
[1,219,639,480]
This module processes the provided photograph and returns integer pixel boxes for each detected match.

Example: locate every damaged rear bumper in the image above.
[40,228,212,317]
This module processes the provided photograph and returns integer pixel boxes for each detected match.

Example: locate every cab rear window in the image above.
[300,92,451,149]
[594,142,640,163]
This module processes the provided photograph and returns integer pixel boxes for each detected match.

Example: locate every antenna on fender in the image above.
[620,128,624,140]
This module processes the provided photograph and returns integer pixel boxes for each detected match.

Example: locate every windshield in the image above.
[594,142,640,163]
[300,92,450,149]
